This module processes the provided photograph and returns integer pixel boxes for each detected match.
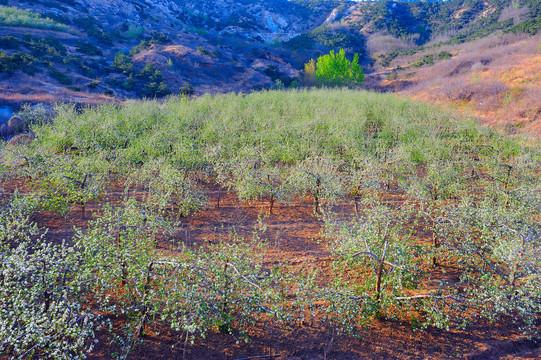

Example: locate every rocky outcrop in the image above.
[74,0,323,42]
[1,0,342,100]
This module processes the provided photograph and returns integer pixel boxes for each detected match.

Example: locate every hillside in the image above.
[387,32,541,136]
[1,0,539,110]
[0,0,338,106]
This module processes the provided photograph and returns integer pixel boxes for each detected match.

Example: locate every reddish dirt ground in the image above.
[3,181,540,360]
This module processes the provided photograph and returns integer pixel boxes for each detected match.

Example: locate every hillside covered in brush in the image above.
[0,0,539,106]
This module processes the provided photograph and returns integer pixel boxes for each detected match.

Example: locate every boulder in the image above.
[0,124,10,137]
[8,115,26,133]
[7,133,35,147]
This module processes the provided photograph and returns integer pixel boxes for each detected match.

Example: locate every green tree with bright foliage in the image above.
[314,48,364,87]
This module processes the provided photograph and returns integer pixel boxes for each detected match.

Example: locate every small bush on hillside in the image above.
[22,35,67,58]
[113,53,134,74]
[0,51,36,74]
[49,67,73,85]
[148,31,171,45]
[139,64,170,97]
[196,46,214,56]
[73,16,113,45]
[118,23,145,39]
[129,34,170,56]
[0,35,20,49]
[130,40,152,56]
[86,80,100,88]
[143,81,171,98]
[437,51,452,60]
[75,40,103,56]
[412,54,435,68]
[179,81,194,96]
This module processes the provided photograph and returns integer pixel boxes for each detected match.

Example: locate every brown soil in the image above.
[3,182,540,360]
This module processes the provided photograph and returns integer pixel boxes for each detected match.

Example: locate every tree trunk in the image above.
[354,196,361,215]
[268,195,275,215]
[220,262,230,333]
[432,219,438,266]
[375,241,388,302]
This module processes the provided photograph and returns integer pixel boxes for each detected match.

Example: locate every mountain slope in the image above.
[0,0,539,109]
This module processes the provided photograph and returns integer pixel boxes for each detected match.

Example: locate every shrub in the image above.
[119,23,144,39]
[138,63,171,98]
[0,51,36,74]
[0,35,20,49]
[49,67,73,85]
[0,193,96,359]
[73,16,112,45]
[143,81,171,98]
[86,79,100,88]
[75,40,103,56]
[22,35,67,57]
[437,51,452,60]
[196,46,213,56]
[412,54,435,68]
[112,53,134,74]
[179,81,194,96]
[129,40,152,56]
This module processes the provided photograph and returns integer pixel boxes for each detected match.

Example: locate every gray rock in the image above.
[7,133,35,147]
[8,116,25,133]
[0,124,10,137]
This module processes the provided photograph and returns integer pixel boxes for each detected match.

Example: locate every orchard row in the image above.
[1,89,540,359]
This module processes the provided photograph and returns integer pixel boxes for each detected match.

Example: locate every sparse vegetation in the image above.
[49,67,73,85]
[0,51,36,74]
[73,16,113,45]
[0,35,20,49]
[75,40,103,56]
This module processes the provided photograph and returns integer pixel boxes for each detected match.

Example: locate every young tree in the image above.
[304,58,316,86]
[440,196,541,330]
[125,158,206,218]
[227,152,291,215]
[161,234,291,339]
[314,49,364,87]
[0,194,96,359]
[287,156,346,215]
[74,200,172,356]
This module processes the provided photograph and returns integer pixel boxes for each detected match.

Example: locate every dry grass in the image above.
[383,32,541,136]
[498,5,529,24]
[366,33,417,55]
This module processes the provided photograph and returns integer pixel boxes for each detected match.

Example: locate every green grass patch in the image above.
[0,6,68,31]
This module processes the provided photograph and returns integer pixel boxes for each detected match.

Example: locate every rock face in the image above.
[79,0,322,42]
